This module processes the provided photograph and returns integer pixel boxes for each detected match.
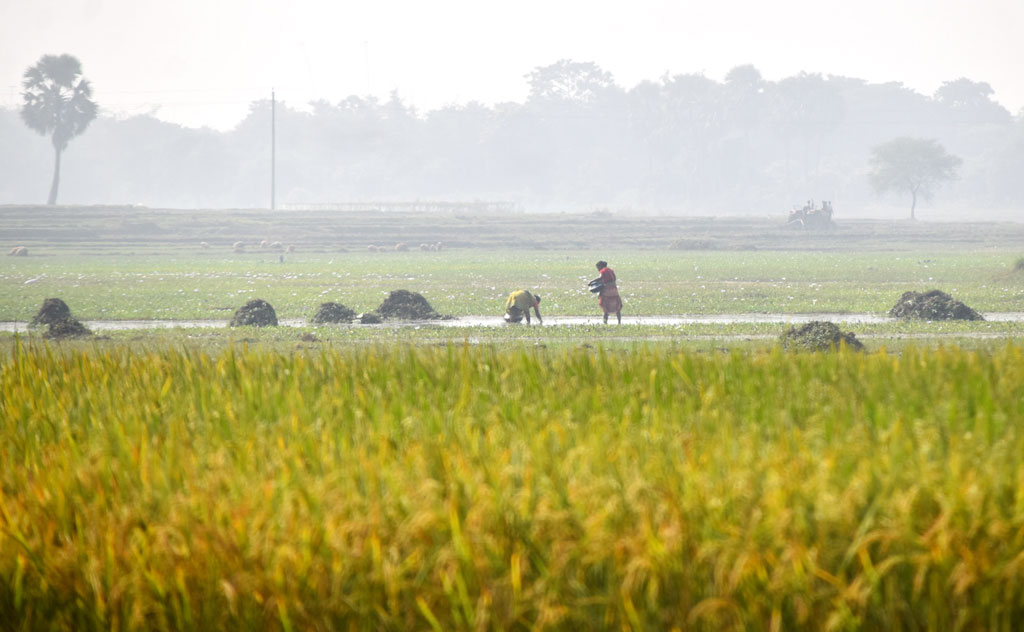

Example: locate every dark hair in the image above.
[596,260,607,269]
[533,294,541,304]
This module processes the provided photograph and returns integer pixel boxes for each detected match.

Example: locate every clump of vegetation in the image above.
[356,311,382,324]
[28,298,91,338]
[889,289,983,320]
[42,317,91,339]
[376,289,447,320]
[229,298,278,327]
[310,302,356,324]
[30,298,72,327]
[779,320,863,351]
[1014,256,1024,272]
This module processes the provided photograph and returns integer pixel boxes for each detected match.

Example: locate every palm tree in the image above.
[21,54,98,205]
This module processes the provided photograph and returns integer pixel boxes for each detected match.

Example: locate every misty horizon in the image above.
[3,56,1023,218]
[4,60,1022,134]
[4,0,1023,130]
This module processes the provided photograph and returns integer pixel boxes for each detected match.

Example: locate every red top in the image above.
[599,267,616,286]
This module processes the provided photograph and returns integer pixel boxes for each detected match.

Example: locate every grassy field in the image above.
[3,206,1023,324]
[2,206,1024,327]
[2,342,1024,630]
[3,249,1022,322]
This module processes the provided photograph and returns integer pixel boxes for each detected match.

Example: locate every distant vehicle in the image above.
[787,200,834,229]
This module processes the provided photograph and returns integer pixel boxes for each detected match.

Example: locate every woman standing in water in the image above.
[592,260,622,324]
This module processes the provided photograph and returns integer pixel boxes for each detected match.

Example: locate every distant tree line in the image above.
[3,58,1023,215]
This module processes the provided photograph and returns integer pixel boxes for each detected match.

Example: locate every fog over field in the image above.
[2,0,1022,218]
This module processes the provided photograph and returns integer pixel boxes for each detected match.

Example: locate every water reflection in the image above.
[3,312,1024,332]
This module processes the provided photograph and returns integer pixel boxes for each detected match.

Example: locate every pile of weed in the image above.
[376,290,447,320]
[43,317,91,339]
[889,289,983,321]
[311,302,356,324]
[357,312,383,324]
[779,320,864,351]
[29,298,91,339]
[30,298,72,327]
[229,299,278,327]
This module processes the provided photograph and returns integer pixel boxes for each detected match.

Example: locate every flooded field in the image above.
[4,312,1024,332]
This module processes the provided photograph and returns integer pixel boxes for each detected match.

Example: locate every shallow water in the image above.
[3,312,1024,332]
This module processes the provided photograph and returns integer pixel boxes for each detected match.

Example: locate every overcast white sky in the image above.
[2,0,1022,130]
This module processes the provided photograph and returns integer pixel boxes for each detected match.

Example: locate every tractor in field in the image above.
[787,200,834,229]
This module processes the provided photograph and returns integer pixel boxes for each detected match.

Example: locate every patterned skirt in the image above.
[599,286,623,313]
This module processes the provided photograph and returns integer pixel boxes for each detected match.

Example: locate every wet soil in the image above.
[4,312,1024,333]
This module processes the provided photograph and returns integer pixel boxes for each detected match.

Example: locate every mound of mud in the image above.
[375,290,447,320]
[229,299,278,327]
[30,298,72,327]
[888,290,983,321]
[779,321,864,352]
[44,317,91,339]
[311,302,356,324]
[357,312,383,324]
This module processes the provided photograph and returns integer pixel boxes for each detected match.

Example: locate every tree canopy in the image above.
[868,137,962,219]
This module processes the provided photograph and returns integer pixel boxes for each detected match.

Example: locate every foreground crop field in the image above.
[3,342,1024,630]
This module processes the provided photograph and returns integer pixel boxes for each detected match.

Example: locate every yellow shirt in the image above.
[506,290,536,312]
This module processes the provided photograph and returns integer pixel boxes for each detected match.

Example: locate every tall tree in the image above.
[868,137,961,219]
[21,54,97,205]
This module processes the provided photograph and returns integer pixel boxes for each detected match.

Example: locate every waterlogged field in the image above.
[2,342,1023,630]
[2,249,1023,321]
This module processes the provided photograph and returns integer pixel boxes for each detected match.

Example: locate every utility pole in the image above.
[271,88,276,211]
[364,41,371,94]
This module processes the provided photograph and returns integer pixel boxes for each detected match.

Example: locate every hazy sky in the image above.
[2,0,1022,130]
